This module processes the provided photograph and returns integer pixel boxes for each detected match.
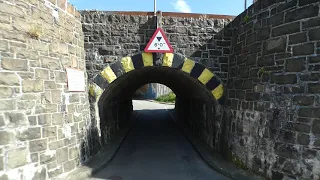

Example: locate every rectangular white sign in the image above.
[66,68,85,92]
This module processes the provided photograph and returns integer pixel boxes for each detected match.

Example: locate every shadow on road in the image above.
[89,108,230,180]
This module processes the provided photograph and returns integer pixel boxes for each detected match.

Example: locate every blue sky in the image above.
[69,0,254,16]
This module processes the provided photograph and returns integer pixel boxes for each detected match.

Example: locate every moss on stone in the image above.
[228,151,249,171]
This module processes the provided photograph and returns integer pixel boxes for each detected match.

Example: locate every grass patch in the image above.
[155,92,176,103]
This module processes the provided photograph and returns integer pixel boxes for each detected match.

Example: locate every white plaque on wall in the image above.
[66,68,85,92]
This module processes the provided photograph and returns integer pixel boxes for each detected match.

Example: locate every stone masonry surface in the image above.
[225,0,320,179]
[0,0,91,179]
[1,0,320,179]
[82,0,320,179]
[81,11,235,166]
[81,11,233,84]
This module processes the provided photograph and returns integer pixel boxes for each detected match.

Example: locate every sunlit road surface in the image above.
[90,100,230,180]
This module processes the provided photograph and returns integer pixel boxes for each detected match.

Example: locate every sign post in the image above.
[144,28,173,53]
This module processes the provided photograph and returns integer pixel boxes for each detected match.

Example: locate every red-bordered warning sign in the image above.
[144,28,174,53]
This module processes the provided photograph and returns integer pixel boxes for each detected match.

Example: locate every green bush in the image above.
[155,92,176,103]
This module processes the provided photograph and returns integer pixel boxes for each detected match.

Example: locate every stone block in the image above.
[0,115,5,127]
[44,81,58,90]
[0,100,16,111]
[48,167,63,178]
[5,112,27,126]
[31,40,49,52]
[22,80,44,92]
[42,126,57,138]
[35,69,49,80]
[52,113,63,125]
[41,57,61,70]
[0,131,15,145]
[54,71,67,83]
[1,58,28,71]
[18,127,41,141]
[38,114,52,125]
[309,27,320,41]
[47,161,57,170]
[51,90,62,103]
[40,152,56,164]
[0,2,26,17]
[0,174,8,180]
[31,167,47,180]
[275,142,300,159]
[0,40,8,51]
[299,0,319,6]
[16,49,39,60]
[257,55,275,66]
[289,32,307,45]
[42,91,52,103]
[301,73,320,81]
[2,31,26,43]
[263,36,286,55]
[29,60,40,67]
[293,96,314,106]
[35,104,57,114]
[28,116,37,126]
[308,83,320,93]
[0,155,3,171]
[285,57,306,72]
[285,5,319,23]
[272,22,300,37]
[50,42,68,55]
[12,17,33,33]
[312,120,320,135]
[7,148,28,169]
[68,146,78,160]
[0,87,13,98]
[303,17,320,29]
[49,140,65,150]
[17,72,34,80]
[56,147,68,163]
[29,139,48,152]
[309,56,320,64]
[298,108,320,118]
[298,133,310,145]
[293,43,314,56]
[309,64,320,71]
[63,159,76,172]
[271,74,297,84]
[0,72,20,86]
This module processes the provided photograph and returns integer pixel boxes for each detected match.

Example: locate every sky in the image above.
[69,0,254,16]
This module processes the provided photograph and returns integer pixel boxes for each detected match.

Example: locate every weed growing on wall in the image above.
[26,25,42,39]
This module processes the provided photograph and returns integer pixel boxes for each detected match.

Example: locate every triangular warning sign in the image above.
[144,28,174,53]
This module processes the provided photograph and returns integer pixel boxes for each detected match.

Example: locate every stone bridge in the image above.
[0,0,320,180]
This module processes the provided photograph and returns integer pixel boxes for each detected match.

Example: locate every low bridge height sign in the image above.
[144,28,174,53]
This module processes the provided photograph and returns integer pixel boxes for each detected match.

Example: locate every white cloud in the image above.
[171,0,191,13]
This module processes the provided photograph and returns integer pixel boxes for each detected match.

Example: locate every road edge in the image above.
[166,109,265,180]
[140,99,175,105]
[55,112,140,180]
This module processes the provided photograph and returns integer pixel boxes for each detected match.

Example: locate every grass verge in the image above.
[155,92,176,103]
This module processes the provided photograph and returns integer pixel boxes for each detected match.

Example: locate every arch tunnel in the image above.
[88,52,225,150]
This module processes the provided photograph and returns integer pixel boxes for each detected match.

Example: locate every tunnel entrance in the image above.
[87,52,225,158]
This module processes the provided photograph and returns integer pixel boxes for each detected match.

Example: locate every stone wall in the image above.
[81,11,234,84]
[225,0,320,179]
[81,11,235,154]
[0,0,91,179]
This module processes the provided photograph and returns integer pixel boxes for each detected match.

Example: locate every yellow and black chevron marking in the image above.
[89,52,224,103]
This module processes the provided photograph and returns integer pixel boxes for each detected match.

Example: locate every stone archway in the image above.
[88,52,224,103]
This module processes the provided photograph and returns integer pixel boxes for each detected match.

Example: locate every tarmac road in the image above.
[90,100,230,180]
